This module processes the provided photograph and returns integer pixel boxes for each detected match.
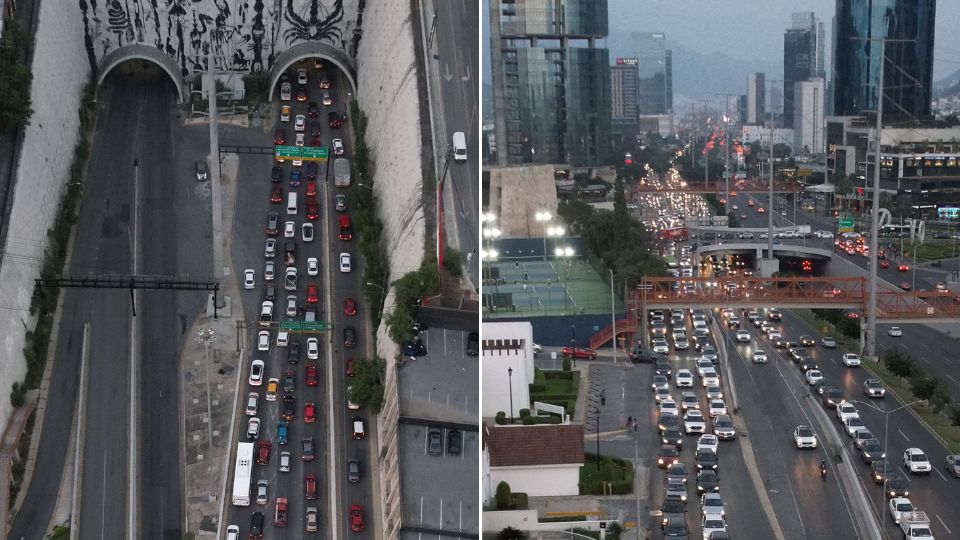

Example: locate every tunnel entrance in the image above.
[97,44,185,103]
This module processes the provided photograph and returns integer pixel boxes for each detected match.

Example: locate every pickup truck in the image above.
[274,497,288,527]
[900,511,934,539]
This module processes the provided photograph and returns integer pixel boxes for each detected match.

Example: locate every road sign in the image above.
[636,283,654,291]
[279,321,303,331]
[279,320,331,332]
[838,218,855,233]
[275,145,300,161]
[300,147,329,161]
[798,168,812,177]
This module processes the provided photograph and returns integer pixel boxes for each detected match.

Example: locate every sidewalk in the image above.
[0,390,39,538]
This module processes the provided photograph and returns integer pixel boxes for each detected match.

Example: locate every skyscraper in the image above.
[747,73,765,125]
[632,32,672,115]
[792,12,826,79]
[783,28,813,129]
[793,78,825,155]
[488,0,612,166]
[610,58,639,139]
[832,0,936,122]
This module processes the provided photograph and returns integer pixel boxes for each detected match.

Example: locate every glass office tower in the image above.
[832,0,936,122]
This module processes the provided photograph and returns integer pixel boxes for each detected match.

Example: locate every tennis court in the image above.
[483,259,623,317]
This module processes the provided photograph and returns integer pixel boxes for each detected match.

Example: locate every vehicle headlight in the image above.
[658,458,664,464]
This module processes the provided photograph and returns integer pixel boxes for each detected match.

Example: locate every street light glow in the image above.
[546,226,565,237]
[481,248,499,260]
[535,211,552,222]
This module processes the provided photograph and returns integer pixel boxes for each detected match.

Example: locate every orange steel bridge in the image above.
[631,180,804,195]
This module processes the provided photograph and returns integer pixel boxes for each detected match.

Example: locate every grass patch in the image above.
[579,454,633,495]
[529,369,579,415]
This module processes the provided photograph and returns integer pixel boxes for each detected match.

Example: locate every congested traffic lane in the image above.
[755,307,960,538]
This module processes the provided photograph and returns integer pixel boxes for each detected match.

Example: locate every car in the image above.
[286,341,300,364]
[886,472,910,498]
[702,492,725,517]
[349,504,365,532]
[305,196,319,220]
[303,401,316,423]
[290,169,302,187]
[657,444,680,468]
[662,428,684,449]
[257,331,270,352]
[307,337,319,360]
[335,193,347,212]
[666,462,688,486]
[328,111,343,128]
[752,350,767,363]
[707,399,727,418]
[352,416,366,439]
[276,419,288,445]
[872,460,897,484]
[263,261,277,283]
[843,415,867,437]
[305,283,318,304]
[270,184,283,204]
[702,515,727,539]
[841,353,861,367]
[697,433,719,454]
[695,447,718,470]
[305,506,318,532]
[654,387,672,404]
[805,369,823,385]
[256,440,272,465]
[247,417,261,440]
[651,374,669,392]
[675,369,694,388]
[332,138,345,155]
[944,454,960,477]
[662,515,689,538]
[447,429,462,456]
[279,104,291,123]
[821,336,836,348]
[343,326,357,348]
[562,346,597,359]
[737,231,754,239]
[836,401,859,423]
[659,398,679,416]
[696,358,714,377]
[278,451,291,472]
[298,222,314,242]
[665,476,688,502]
[253,479,269,506]
[794,425,818,448]
[889,497,914,525]
[735,329,750,342]
[285,295,298,317]
[659,498,687,529]
[903,448,931,474]
[243,268,256,290]
[296,68,307,84]
[249,511,265,538]
[258,378,277,403]
[852,428,874,450]
[683,410,706,434]
[278,394,295,421]
[264,238,278,259]
[898,264,909,272]
[701,368,719,388]
[680,391,700,411]
[427,427,443,455]
[673,336,690,350]
[266,213,280,236]
[887,326,902,337]
[307,100,319,117]
[296,87,307,102]
[245,392,259,416]
[799,335,816,347]
[283,221,296,238]
[860,439,885,464]
[879,259,890,269]
[345,457,362,484]
[284,267,297,291]
[699,344,718,363]
[713,415,736,439]
[899,281,912,291]
[301,257,318,278]
[822,386,843,408]
[697,469,720,493]
[274,128,286,145]
[340,252,352,272]
[319,76,331,89]
[294,114,305,132]
[248,359,265,386]
[301,436,315,461]
[651,338,669,354]
[706,386,723,401]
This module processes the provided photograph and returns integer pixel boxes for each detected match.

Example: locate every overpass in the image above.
[589,276,960,349]
[632,180,804,195]
[696,242,833,262]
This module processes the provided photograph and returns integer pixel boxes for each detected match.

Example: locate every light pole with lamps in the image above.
[535,211,552,259]
[507,367,514,424]
[365,281,385,320]
[556,246,575,312]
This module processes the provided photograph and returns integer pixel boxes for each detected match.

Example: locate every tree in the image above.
[495,481,513,510]
[350,357,386,413]
[773,143,792,158]
[909,374,937,402]
[885,350,916,380]
[0,19,33,132]
[496,527,527,540]
[929,381,952,414]
[555,200,594,234]
[613,177,627,218]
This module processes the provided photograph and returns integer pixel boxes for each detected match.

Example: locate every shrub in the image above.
[910,374,936,401]
[10,381,24,407]
[562,357,571,371]
[495,481,512,510]
[528,383,546,392]
[496,527,526,540]
[443,245,464,277]
[495,411,506,425]
[518,408,530,418]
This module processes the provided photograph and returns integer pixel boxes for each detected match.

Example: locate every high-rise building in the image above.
[632,32,672,115]
[793,78,825,155]
[610,58,639,140]
[832,0,936,122]
[488,0,612,166]
[747,73,765,125]
[783,29,812,129]
[791,12,826,78]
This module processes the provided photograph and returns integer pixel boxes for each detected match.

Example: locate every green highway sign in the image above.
[838,218,855,232]
[278,320,331,332]
[275,145,300,161]
[300,147,329,161]
[279,321,302,331]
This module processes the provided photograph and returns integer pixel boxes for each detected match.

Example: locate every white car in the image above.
[702,515,727,539]
[264,261,275,281]
[284,267,298,291]
[257,331,270,352]
[294,114,306,132]
[887,326,902,337]
[279,451,291,472]
[286,295,298,317]
[701,368,720,388]
[295,133,305,146]
[903,448,931,474]
[842,353,861,367]
[675,369,694,388]
[659,398,679,416]
[339,252,352,273]
[654,387,671,403]
[243,269,256,290]
[307,257,319,276]
[307,337,319,360]
[735,329,751,342]
[697,433,719,454]
[752,350,767,363]
[889,497,914,524]
[332,138,345,155]
[793,425,818,448]
[296,68,307,84]
[702,492,725,517]
[843,415,867,437]
[680,391,700,411]
[301,223,314,242]
[246,417,261,438]
[245,392,259,416]
[767,330,782,341]
[652,338,669,354]
[284,221,296,238]
[265,238,277,258]
[265,378,279,401]
[805,369,823,385]
[248,359,265,386]
[836,401,859,424]
[814,230,834,238]
[706,386,723,400]
[707,399,727,418]
[696,358,714,377]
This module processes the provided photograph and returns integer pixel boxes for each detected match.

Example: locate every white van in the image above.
[452,131,467,162]
[286,192,298,215]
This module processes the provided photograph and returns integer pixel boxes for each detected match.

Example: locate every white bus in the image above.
[232,442,255,506]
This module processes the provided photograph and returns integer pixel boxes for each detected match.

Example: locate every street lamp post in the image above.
[590,406,601,466]
[365,281,385,320]
[507,367,514,424]
[535,211,553,260]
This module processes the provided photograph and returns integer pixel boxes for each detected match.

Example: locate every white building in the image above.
[747,73,765,125]
[481,322,536,418]
[483,423,585,499]
[793,78,825,156]
[741,125,795,149]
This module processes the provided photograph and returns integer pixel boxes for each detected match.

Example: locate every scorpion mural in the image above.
[283,0,344,45]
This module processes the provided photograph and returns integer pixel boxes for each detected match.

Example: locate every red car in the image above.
[305,363,318,387]
[296,87,308,102]
[256,441,272,465]
[304,402,316,423]
[305,197,319,221]
[274,129,286,145]
[306,181,317,197]
[305,473,317,500]
[328,112,342,128]
[346,357,354,377]
[343,297,357,316]
[900,281,912,291]
[562,347,597,359]
[757,207,766,214]
[270,184,283,204]
[309,136,322,146]
[898,264,909,272]
[879,260,889,269]
[350,505,365,532]
[306,283,318,304]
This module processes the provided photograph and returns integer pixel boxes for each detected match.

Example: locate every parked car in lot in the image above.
[562,346,597,359]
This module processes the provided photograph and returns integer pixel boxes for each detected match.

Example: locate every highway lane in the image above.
[430,0,480,286]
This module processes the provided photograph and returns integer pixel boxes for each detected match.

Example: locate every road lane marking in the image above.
[920,356,930,363]
[937,514,952,535]
[947,373,957,383]
[898,428,909,441]
[933,466,948,482]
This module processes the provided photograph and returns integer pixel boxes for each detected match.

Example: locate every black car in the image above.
[630,348,663,363]
[328,111,343,128]
[347,457,361,483]
[281,394,296,421]
[799,335,816,347]
[697,469,720,493]
[264,285,276,302]
[271,164,283,182]
[662,428,683,449]
[283,370,295,393]
[466,332,479,356]
[811,378,831,396]
[822,387,843,408]
[872,460,896,484]
[767,309,782,321]
[695,448,718,470]
[404,337,427,357]
[307,101,319,117]
[195,159,208,181]
[287,341,301,364]
[860,439,885,464]
[886,472,910,497]
[663,515,689,538]
[302,437,315,461]
[447,429,463,456]
[343,326,357,348]
[655,358,673,379]
[799,358,819,372]
[305,161,319,180]
[249,511,265,538]
[657,413,680,434]
[660,498,687,529]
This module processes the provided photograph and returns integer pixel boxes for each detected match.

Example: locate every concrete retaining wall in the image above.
[0,2,89,426]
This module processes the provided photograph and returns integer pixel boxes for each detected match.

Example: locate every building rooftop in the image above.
[486,424,584,467]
